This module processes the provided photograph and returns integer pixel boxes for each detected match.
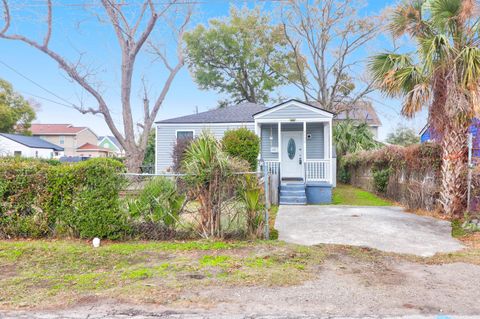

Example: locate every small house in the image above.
[155,99,336,204]
[0,133,64,159]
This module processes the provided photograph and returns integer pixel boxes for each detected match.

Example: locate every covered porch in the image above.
[254,100,335,185]
[256,121,334,185]
[253,100,335,204]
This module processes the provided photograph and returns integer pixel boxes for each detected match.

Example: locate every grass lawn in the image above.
[0,240,324,309]
[0,237,479,310]
[332,184,393,206]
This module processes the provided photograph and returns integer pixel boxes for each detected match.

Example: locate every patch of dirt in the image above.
[460,232,480,249]
[3,247,480,318]
[0,264,16,279]
[329,253,407,286]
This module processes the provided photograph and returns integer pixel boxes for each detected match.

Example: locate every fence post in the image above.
[263,163,270,240]
[467,133,473,212]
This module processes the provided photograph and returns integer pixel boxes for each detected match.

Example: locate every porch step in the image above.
[279,183,307,205]
[280,190,305,196]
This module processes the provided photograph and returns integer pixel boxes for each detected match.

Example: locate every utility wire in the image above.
[5,0,287,7]
[0,59,108,120]
[0,59,84,109]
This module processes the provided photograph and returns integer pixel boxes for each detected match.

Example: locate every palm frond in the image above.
[369,53,418,96]
[418,33,453,71]
[427,0,462,34]
[402,82,432,116]
[458,46,480,88]
[389,0,429,37]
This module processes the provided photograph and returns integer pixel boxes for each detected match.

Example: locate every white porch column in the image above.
[255,122,261,162]
[329,119,333,185]
[323,122,329,160]
[303,121,307,181]
[277,122,281,161]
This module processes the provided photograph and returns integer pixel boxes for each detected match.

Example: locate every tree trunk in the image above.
[124,147,146,173]
[439,123,468,217]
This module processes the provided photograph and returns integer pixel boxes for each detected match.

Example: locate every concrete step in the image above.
[280,184,305,191]
[280,198,307,205]
[279,196,307,205]
[280,190,306,196]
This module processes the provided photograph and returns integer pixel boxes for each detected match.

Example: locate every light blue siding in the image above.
[156,123,254,173]
[306,122,324,159]
[258,104,329,120]
[281,123,303,131]
[260,124,278,160]
[259,122,324,161]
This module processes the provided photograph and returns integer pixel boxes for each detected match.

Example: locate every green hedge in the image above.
[341,143,442,172]
[222,128,260,170]
[0,158,128,239]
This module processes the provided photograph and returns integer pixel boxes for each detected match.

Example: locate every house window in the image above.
[59,136,65,145]
[176,130,194,141]
[14,151,21,157]
[35,151,39,158]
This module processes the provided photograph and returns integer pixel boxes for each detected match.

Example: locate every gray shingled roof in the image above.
[0,133,64,151]
[334,101,382,126]
[156,102,267,124]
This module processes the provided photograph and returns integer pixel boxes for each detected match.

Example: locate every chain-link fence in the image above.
[121,171,271,239]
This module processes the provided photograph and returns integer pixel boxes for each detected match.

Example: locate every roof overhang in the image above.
[156,122,254,126]
[253,99,335,120]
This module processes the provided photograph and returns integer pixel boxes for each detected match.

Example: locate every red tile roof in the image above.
[30,124,87,135]
[76,143,111,152]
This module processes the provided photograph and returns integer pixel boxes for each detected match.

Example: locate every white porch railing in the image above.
[263,160,280,175]
[305,160,330,182]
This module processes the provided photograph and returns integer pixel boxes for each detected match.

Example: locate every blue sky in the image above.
[0,0,428,141]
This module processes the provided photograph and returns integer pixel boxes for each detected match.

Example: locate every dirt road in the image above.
[3,252,480,318]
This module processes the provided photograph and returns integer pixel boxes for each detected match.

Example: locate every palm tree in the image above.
[369,0,480,216]
[333,121,380,158]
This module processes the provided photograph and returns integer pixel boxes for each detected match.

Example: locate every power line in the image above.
[0,59,107,120]
[0,59,84,109]
[5,0,287,8]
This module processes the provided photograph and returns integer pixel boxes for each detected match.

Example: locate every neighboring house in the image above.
[334,101,382,139]
[155,99,335,204]
[76,143,115,158]
[0,133,64,159]
[420,119,480,159]
[30,124,98,157]
[98,135,124,157]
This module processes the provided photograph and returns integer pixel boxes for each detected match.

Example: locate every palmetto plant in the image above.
[182,132,250,238]
[369,0,480,216]
[182,132,229,238]
[237,174,265,238]
[333,121,380,157]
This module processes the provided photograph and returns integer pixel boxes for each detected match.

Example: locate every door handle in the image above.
[299,157,302,165]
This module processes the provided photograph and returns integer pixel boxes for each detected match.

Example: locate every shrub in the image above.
[171,137,193,172]
[237,174,265,238]
[338,165,351,184]
[372,168,391,193]
[46,158,129,239]
[182,132,249,238]
[0,158,51,238]
[0,157,129,240]
[222,128,260,170]
[128,177,185,230]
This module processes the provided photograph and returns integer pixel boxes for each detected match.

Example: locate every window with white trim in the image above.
[176,130,194,141]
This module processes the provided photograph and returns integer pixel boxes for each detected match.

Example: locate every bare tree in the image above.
[0,0,193,171]
[281,0,381,113]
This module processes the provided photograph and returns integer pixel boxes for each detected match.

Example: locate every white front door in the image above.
[281,131,304,179]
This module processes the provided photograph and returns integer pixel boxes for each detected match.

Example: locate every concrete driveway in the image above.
[275,205,464,257]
